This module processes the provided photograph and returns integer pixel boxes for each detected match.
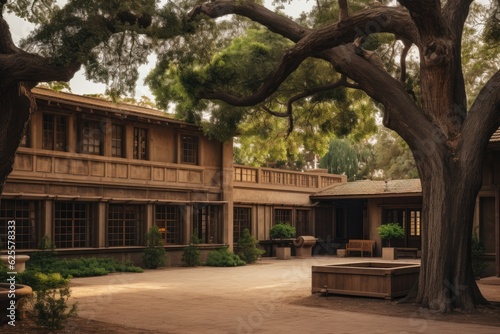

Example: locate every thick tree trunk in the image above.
[416,149,488,312]
[0,84,34,194]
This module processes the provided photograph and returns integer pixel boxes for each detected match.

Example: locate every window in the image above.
[79,119,102,155]
[234,167,257,182]
[274,209,292,225]
[42,113,67,151]
[233,207,251,243]
[155,205,181,244]
[193,205,221,244]
[296,210,310,236]
[112,124,124,157]
[409,210,421,236]
[54,202,93,248]
[0,200,38,249]
[133,127,148,160]
[181,135,198,164]
[108,204,144,246]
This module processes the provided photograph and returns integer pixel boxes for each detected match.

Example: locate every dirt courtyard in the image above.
[3,256,500,333]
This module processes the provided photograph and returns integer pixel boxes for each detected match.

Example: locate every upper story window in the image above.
[181,135,199,164]
[112,124,124,158]
[79,119,102,155]
[42,113,67,151]
[133,127,148,160]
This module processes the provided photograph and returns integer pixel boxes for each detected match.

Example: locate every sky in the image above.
[5,1,314,100]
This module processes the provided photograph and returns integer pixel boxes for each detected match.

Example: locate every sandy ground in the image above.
[3,256,500,333]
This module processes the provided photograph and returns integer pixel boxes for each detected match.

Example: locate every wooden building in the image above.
[0,88,345,265]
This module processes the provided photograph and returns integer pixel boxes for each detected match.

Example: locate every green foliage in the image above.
[236,229,265,264]
[182,229,201,267]
[373,128,419,180]
[378,223,405,247]
[28,256,143,278]
[205,247,245,267]
[28,235,57,270]
[270,223,296,240]
[34,285,77,330]
[143,225,167,269]
[472,232,487,278]
[18,271,69,292]
[320,138,375,181]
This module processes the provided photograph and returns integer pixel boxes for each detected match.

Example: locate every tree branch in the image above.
[398,0,448,39]
[399,38,412,83]
[189,1,419,45]
[461,70,500,161]
[0,53,80,87]
[338,0,348,20]
[261,76,359,136]
[192,1,418,106]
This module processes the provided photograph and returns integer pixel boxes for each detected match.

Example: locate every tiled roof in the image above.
[32,87,177,122]
[312,179,422,198]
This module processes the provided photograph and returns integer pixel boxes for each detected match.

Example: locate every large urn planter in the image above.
[0,283,33,323]
[0,255,30,273]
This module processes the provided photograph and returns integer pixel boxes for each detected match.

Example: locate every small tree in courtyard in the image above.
[236,229,265,264]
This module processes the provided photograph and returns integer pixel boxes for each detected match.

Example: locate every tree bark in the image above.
[0,84,35,195]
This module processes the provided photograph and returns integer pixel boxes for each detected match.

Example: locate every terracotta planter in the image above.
[276,247,291,260]
[382,247,397,260]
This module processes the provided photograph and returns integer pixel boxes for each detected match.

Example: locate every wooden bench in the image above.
[395,247,419,258]
[345,239,375,257]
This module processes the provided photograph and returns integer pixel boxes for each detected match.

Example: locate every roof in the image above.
[312,179,422,199]
[31,87,189,126]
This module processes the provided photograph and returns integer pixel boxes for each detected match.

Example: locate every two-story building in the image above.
[0,88,344,265]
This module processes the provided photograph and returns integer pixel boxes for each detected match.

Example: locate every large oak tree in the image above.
[184,0,500,312]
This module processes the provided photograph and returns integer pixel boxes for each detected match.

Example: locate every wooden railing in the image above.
[234,165,345,190]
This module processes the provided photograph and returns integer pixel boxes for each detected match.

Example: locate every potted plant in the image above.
[269,223,296,260]
[378,222,405,260]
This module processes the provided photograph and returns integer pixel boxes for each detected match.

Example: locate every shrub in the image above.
[18,271,69,291]
[205,248,245,267]
[27,255,143,278]
[270,223,296,246]
[182,229,201,267]
[28,235,57,270]
[377,223,405,247]
[236,229,265,263]
[143,226,167,269]
[34,285,77,330]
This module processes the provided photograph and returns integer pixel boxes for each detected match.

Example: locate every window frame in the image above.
[111,124,125,158]
[180,134,199,165]
[78,118,103,155]
[133,127,148,160]
[233,207,252,243]
[54,201,94,248]
[42,112,67,151]
[107,204,144,247]
[154,205,182,245]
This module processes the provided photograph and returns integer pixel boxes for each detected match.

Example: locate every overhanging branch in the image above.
[261,76,359,136]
